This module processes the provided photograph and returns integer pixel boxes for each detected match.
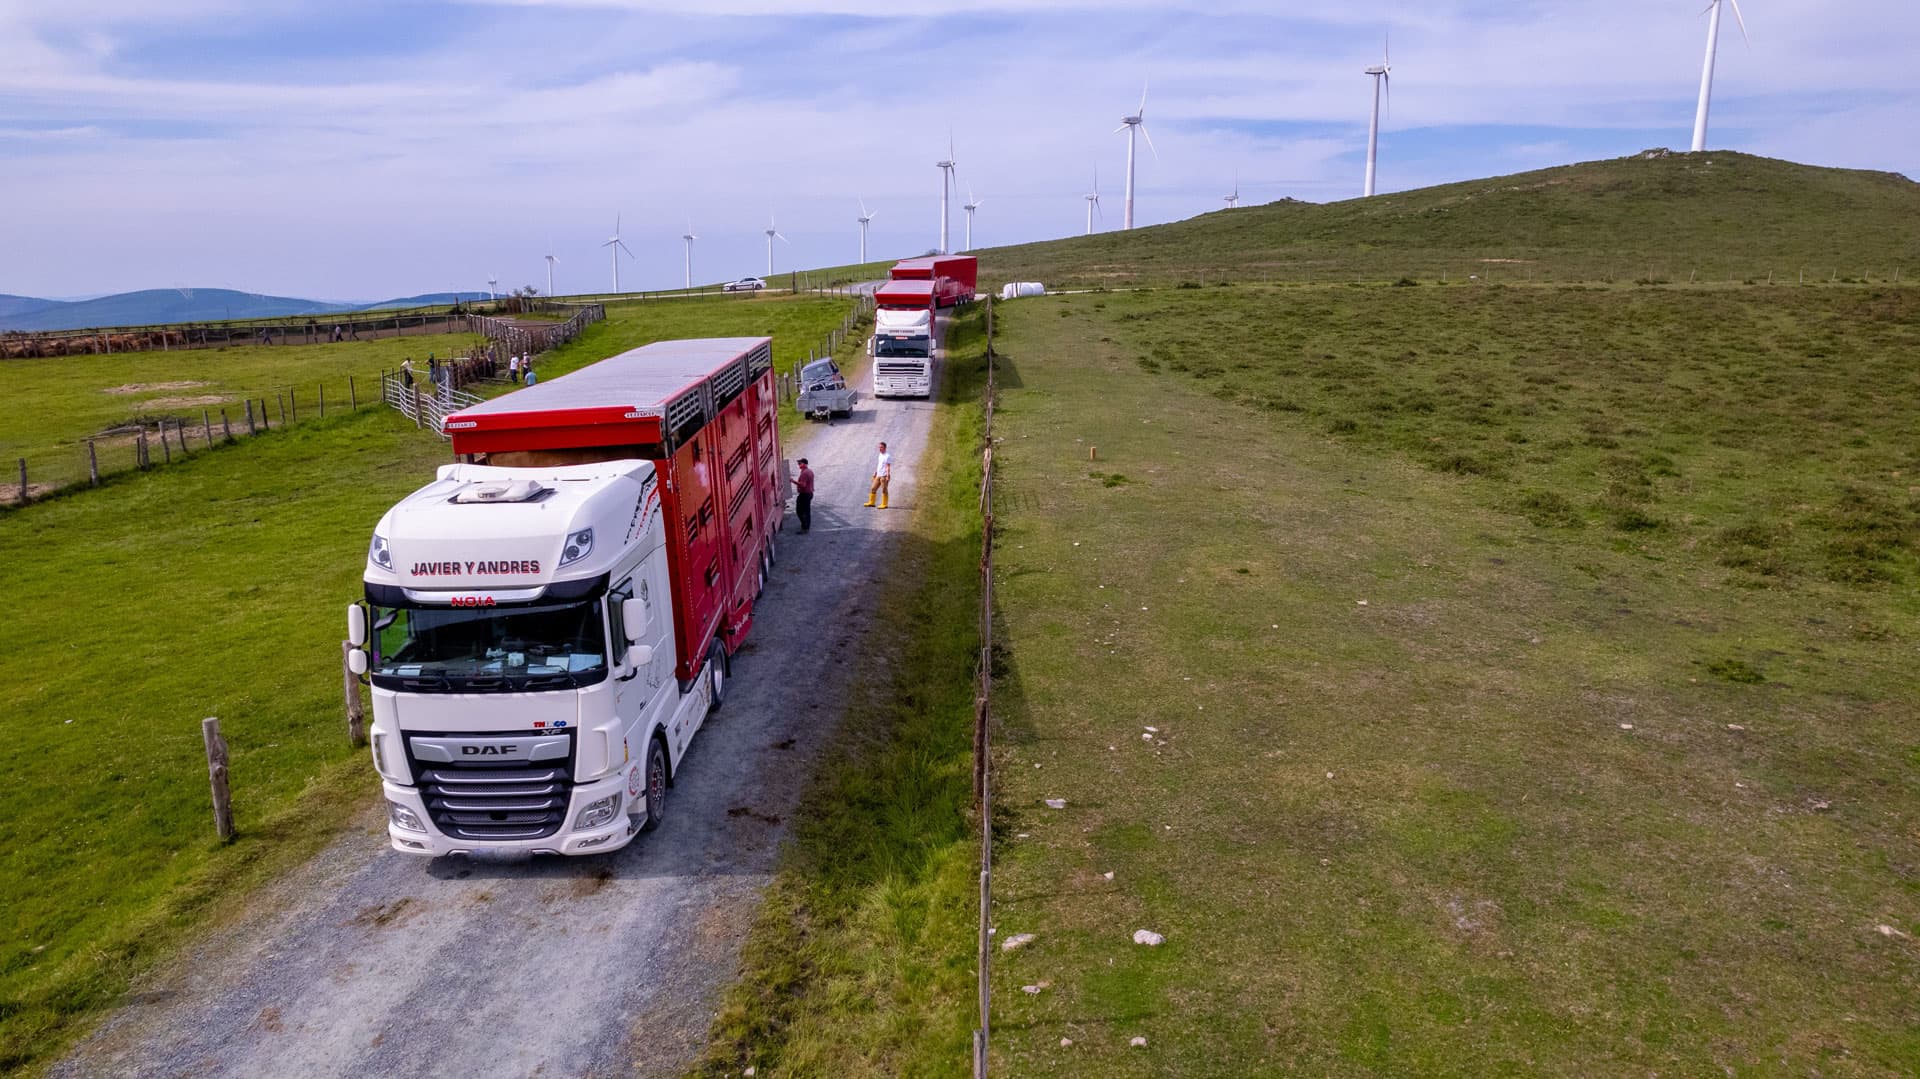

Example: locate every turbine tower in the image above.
[936,134,957,254]
[486,274,498,300]
[601,214,635,293]
[1084,168,1103,236]
[1116,82,1158,230]
[1364,40,1391,197]
[543,242,558,297]
[1225,174,1240,209]
[1691,0,1749,152]
[764,214,789,277]
[963,187,983,252]
[858,199,877,263]
[681,222,697,289]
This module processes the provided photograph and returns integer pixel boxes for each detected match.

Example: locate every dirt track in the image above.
[57,328,943,1077]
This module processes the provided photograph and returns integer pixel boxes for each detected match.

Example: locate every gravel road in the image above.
[58,325,943,1078]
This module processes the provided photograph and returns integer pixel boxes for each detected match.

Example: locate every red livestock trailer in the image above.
[443,337,784,686]
[890,255,978,308]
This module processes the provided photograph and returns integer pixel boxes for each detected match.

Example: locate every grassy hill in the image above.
[702,155,1920,1076]
[980,152,1920,288]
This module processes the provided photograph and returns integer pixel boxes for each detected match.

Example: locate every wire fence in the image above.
[972,297,998,1078]
[4,376,377,506]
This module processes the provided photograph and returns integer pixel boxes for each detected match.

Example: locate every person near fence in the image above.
[863,441,892,509]
[400,358,415,388]
[794,459,815,533]
[508,353,520,382]
[523,362,538,387]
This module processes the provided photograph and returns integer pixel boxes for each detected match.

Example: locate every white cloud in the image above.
[0,0,1913,298]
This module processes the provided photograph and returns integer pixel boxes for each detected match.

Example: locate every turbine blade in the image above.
[1140,123,1160,163]
[1114,122,1130,134]
[1727,0,1749,45]
[1138,79,1149,117]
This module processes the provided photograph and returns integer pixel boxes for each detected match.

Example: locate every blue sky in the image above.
[1,0,1913,300]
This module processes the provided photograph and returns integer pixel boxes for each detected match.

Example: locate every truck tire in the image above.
[707,639,729,713]
[639,736,667,833]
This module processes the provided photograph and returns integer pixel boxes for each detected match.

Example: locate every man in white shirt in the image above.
[863,441,893,509]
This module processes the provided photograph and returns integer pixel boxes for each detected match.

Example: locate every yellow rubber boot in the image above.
[880,491,889,509]
[864,492,876,507]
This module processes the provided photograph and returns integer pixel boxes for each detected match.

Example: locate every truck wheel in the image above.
[707,639,729,713]
[639,737,667,833]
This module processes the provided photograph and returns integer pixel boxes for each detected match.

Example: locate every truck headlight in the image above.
[369,532,393,570]
[575,792,621,830]
[388,801,426,832]
[558,528,594,567]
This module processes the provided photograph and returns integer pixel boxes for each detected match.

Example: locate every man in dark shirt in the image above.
[794,458,815,533]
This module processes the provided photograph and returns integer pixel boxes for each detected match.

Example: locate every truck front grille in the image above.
[418,765,573,840]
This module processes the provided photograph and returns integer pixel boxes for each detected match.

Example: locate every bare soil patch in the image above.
[103,381,209,395]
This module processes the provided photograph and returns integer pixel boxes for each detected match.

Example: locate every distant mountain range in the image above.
[0,288,493,333]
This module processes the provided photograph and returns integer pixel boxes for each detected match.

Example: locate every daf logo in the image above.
[462,744,517,755]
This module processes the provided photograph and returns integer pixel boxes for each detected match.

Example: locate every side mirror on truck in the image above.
[347,649,369,676]
[347,603,367,647]
[628,644,654,667]
[622,597,646,643]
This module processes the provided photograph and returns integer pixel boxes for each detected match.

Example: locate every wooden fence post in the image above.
[137,428,149,469]
[203,717,235,841]
[290,389,298,423]
[161,425,172,464]
[221,409,233,441]
[411,384,423,429]
[204,410,214,449]
[319,383,326,418]
[18,457,28,502]
[245,399,257,436]
[278,394,287,426]
[88,440,99,485]
[343,641,367,746]
[349,375,358,410]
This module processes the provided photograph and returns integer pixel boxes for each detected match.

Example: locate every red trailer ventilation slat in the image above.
[444,337,782,686]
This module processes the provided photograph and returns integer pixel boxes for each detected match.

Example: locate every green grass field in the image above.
[0,293,862,1073]
[979,286,1920,1074]
[979,152,1920,290]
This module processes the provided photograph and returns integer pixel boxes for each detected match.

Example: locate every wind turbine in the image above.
[486,274,498,300]
[602,214,635,293]
[1084,167,1103,236]
[858,199,877,263]
[1364,38,1391,197]
[681,222,697,289]
[1116,82,1158,230]
[543,241,558,297]
[1691,0,1749,152]
[936,134,958,254]
[1224,173,1240,209]
[963,187,983,252]
[764,214,789,277]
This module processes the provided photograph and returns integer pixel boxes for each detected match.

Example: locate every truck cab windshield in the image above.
[370,599,608,691]
[875,338,930,358]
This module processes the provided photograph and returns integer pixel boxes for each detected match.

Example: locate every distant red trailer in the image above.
[890,255,977,308]
[444,337,783,687]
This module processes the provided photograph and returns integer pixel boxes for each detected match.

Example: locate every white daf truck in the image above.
[346,338,784,857]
